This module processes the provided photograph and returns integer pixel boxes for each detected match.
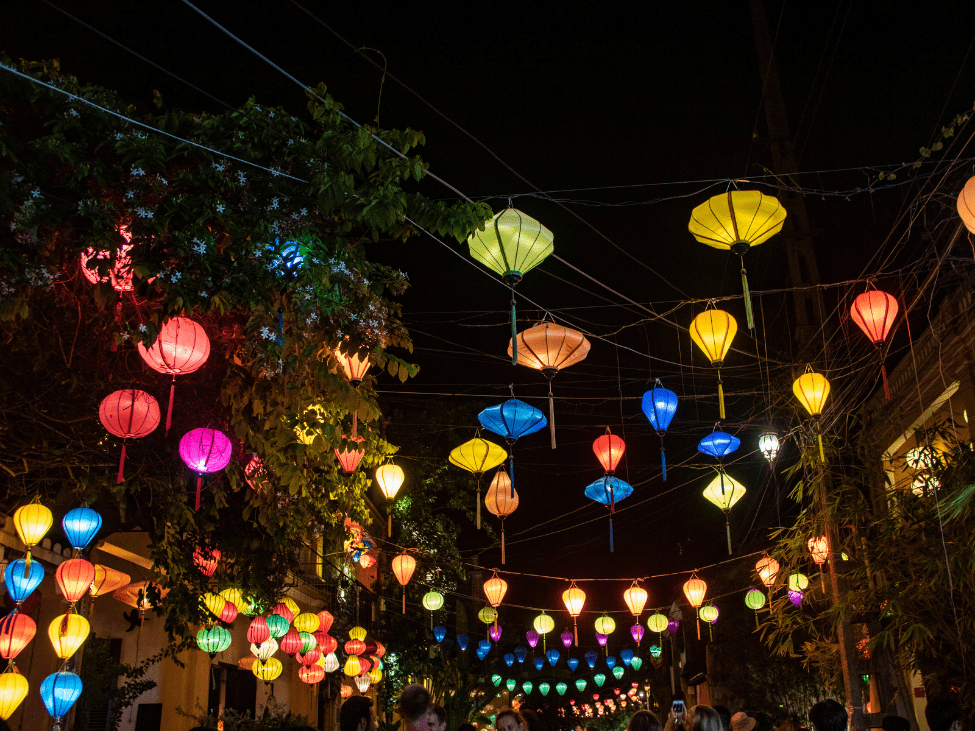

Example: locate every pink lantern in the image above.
[137,317,210,433]
[596,632,608,647]
[630,623,644,645]
[99,389,161,483]
[561,631,573,648]
[526,629,539,648]
[179,428,233,510]
[80,226,135,292]
[489,625,502,642]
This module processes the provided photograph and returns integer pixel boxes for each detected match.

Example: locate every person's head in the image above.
[925,697,962,731]
[626,710,663,731]
[713,707,731,731]
[341,696,376,731]
[432,705,447,731]
[809,700,847,731]
[521,710,544,731]
[688,706,722,731]
[399,684,434,731]
[731,713,757,731]
[881,717,910,731]
[497,709,527,731]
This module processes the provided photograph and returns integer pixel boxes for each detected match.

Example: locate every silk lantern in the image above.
[642,380,678,480]
[758,433,779,463]
[333,341,369,436]
[300,664,325,685]
[90,565,130,598]
[251,638,277,662]
[98,389,160,483]
[562,581,585,646]
[567,657,579,670]
[355,671,372,694]
[48,614,90,660]
[612,666,624,680]
[253,658,283,682]
[703,472,747,555]
[299,647,322,666]
[698,430,740,459]
[247,617,270,645]
[508,321,590,448]
[576,678,587,692]
[345,639,366,656]
[193,547,221,577]
[392,553,416,613]
[448,434,507,528]
[593,429,625,475]
[375,461,405,536]
[137,317,210,434]
[584,476,633,552]
[485,469,519,564]
[594,615,615,636]
[557,682,568,696]
[522,681,534,695]
[265,614,288,640]
[279,628,302,655]
[793,367,831,462]
[317,609,334,633]
[179,427,233,510]
[808,535,829,570]
[335,434,366,473]
[324,653,340,672]
[40,670,83,723]
[0,613,36,660]
[80,226,134,291]
[483,572,508,617]
[958,176,975,233]
[56,558,96,605]
[623,581,648,634]
[526,629,539,648]
[850,290,899,400]
[533,611,555,653]
[745,589,766,627]
[294,612,319,634]
[478,398,546,498]
[683,573,707,640]
[13,501,52,579]
[478,606,498,627]
[690,309,737,420]
[62,507,103,551]
[196,626,232,657]
[489,625,502,642]
[467,208,555,363]
[4,560,43,604]
[647,613,668,635]
[561,631,573,648]
[422,590,444,631]
[0,671,28,721]
[689,191,786,329]
[539,682,551,696]
[756,555,780,588]
[698,604,719,641]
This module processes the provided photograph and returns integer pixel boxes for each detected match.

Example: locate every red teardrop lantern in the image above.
[0,612,36,659]
[297,646,322,666]
[247,616,270,645]
[317,610,334,633]
[593,430,625,474]
[850,290,899,400]
[279,628,302,655]
[314,631,337,655]
[193,547,221,577]
[56,559,96,605]
[335,435,365,473]
[137,317,210,434]
[218,600,238,624]
[99,389,161,483]
[272,602,295,624]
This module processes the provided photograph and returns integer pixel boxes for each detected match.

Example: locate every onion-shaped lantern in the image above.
[683,573,707,640]
[179,428,233,510]
[99,389,160,483]
[0,613,36,660]
[631,656,644,670]
[698,430,740,459]
[698,604,720,642]
[324,653,340,673]
[317,610,334,634]
[279,629,302,655]
[0,670,28,721]
[489,625,502,642]
[5,560,43,604]
[647,613,668,635]
[247,617,270,645]
[478,607,498,626]
[562,581,585,646]
[850,290,899,400]
[593,429,625,475]
[584,476,633,552]
[703,472,747,555]
[449,434,507,528]
[758,433,779,463]
[12,501,52,579]
[48,614,90,660]
[478,398,546,498]
[793,367,831,462]
[334,434,366,473]
[253,658,283,682]
[526,629,539,649]
[623,582,648,618]
[391,553,416,614]
[344,639,366,656]
[690,308,737,420]
[265,613,288,639]
[561,631,573,648]
[196,626,232,658]
[503,651,514,666]
[375,462,405,536]
[40,670,83,724]
[642,380,678,480]
[251,638,278,662]
[137,317,210,434]
[294,613,320,634]
[556,681,568,696]
[485,469,519,564]
[62,507,103,551]
[300,664,325,685]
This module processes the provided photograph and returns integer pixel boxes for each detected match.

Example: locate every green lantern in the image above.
[539,682,550,696]
[266,613,289,639]
[522,681,533,694]
[745,588,767,628]
[299,632,316,653]
[575,678,587,692]
[556,682,568,696]
[612,666,624,680]
[593,673,606,687]
[506,679,516,692]
[196,626,232,657]
[422,591,445,611]
[630,656,643,671]
[649,645,661,658]
[646,613,668,634]
[492,674,502,687]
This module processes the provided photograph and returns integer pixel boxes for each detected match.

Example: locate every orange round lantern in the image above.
[562,581,586,646]
[623,582,648,617]
[98,389,161,483]
[299,664,325,685]
[358,553,376,570]
[193,547,221,577]
[238,655,258,672]
[334,435,366,473]
[593,430,625,475]
[137,317,211,434]
[391,553,416,614]
[344,639,366,656]
[56,559,96,606]
[756,555,780,588]
[90,565,130,598]
[958,176,975,233]
[483,572,508,611]
[0,613,36,660]
[316,633,337,655]
[690,308,737,419]
[850,290,899,400]
[485,468,519,565]
[340,684,353,699]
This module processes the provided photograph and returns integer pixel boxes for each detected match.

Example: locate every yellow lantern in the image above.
[788,573,809,592]
[533,612,555,636]
[369,667,383,684]
[294,613,320,634]
[376,462,405,536]
[253,657,283,682]
[793,367,831,461]
[349,625,367,641]
[0,671,28,721]
[683,573,707,640]
[478,606,498,625]
[562,581,586,646]
[756,555,780,588]
[698,605,719,624]
[958,176,975,234]
[689,190,786,330]
[203,593,225,619]
[646,613,668,634]
[702,472,747,555]
[48,614,90,659]
[282,598,300,618]
[13,501,53,577]
[344,655,362,677]
[623,582,648,618]
[422,591,444,612]
[594,615,615,636]
[219,588,246,613]
[689,309,737,419]
[483,572,508,610]
[448,436,507,529]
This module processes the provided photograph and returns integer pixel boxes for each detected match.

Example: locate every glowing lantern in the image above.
[567,657,579,670]
[683,573,707,640]
[959,176,975,232]
[698,430,740,458]
[468,208,555,364]
[630,624,644,645]
[642,380,678,480]
[294,613,319,634]
[4,560,43,604]
[788,573,809,592]
[484,469,519,564]
[202,593,224,619]
[253,658,283,682]
[758,433,779,463]
[690,309,737,420]
[584,476,633,552]
[317,610,334,633]
[324,653,340,673]
[483,572,508,613]
[316,633,337,655]
[509,321,590,448]
[137,317,210,433]
[793,367,831,462]
[576,679,587,692]
[334,346,371,386]
[756,555,780,588]
[219,588,245,613]
[478,399,546,504]
[251,638,277,662]
[355,672,372,693]
[48,614,90,659]
[478,607,498,625]
[594,674,606,687]
[0,671,28,720]
[40,671,82,723]
[0,613,36,660]
[391,553,416,614]
[179,428,233,510]
[532,656,543,670]
[522,681,534,695]
[334,434,366,473]
[703,472,747,555]
[526,629,539,648]
[90,565,129,598]
[556,682,568,696]
[492,673,503,687]
[504,652,514,665]
[13,501,52,579]
[612,666,625,680]
[218,600,239,624]
[789,589,804,607]
[113,581,167,611]
[277,598,299,619]
[593,431,625,478]
[433,625,447,643]
[298,647,322,666]
[56,558,96,605]
[647,613,668,634]
[561,631,573,647]
[300,664,325,685]
[345,639,366,656]
[533,612,555,637]
[594,616,616,642]
[193,547,221,577]
[514,645,527,662]
[340,684,353,699]
[539,682,551,696]
[699,605,719,624]
[247,617,270,645]
[449,435,507,529]
[808,536,829,568]
[344,655,362,677]
[623,582,648,619]
[98,389,160,484]
[375,462,405,535]
[745,589,766,628]
[606,656,617,669]
[62,507,102,551]
[422,591,445,612]
[850,290,899,400]
[196,626,232,657]
[279,629,302,655]
[689,190,786,329]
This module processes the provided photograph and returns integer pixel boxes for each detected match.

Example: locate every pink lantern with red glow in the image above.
[247,616,270,645]
[219,600,238,624]
[99,389,160,483]
[179,428,233,510]
[335,435,365,473]
[80,226,135,292]
[850,289,899,400]
[137,317,210,433]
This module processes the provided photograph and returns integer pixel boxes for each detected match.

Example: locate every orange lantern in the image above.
[340,684,353,699]
[793,367,831,462]
[193,547,221,578]
[317,610,334,633]
[623,582,648,618]
[98,389,161,483]
[335,434,366,473]
[90,565,130,598]
[79,226,135,291]
[375,462,405,536]
[756,555,780,588]
[137,317,210,434]
[300,664,325,685]
[593,429,625,475]
[391,553,416,614]
[690,308,737,420]
[682,573,707,640]
[485,468,519,564]
[483,572,508,618]
[562,581,586,646]
[344,639,367,656]
[808,536,829,567]
[0,613,36,660]
[958,176,975,233]
[357,553,376,570]
[238,655,258,672]
[56,559,96,606]
[850,290,898,400]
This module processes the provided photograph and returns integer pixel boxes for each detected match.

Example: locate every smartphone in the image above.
[672,700,685,725]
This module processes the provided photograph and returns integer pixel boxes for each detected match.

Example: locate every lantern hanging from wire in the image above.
[300,664,325,685]
[682,573,707,640]
[467,208,555,365]
[40,670,83,727]
[623,581,648,621]
[196,626,232,658]
[642,380,678,480]
[334,434,366,473]
[0,670,28,721]
[959,176,975,233]
[98,389,160,484]
[593,428,625,475]
[478,607,498,627]
[478,398,546,498]
[483,571,508,618]
[508,320,590,448]
[562,581,585,646]
[375,461,405,536]
[756,554,779,589]
[137,317,210,434]
[488,625,502,642]
[333,341,372,437]
[526,629,539,649]
[758,433,779,463]
[294,613,319,634]
[179,428,233,510]
[793,366,831,462]
[254,658,284,682]
[317,610,334,634]
[247,617,270,646]
[702,471,747,555]
[90,565,130,598]
[688,190,786,330]
[560,631,573,648]
[584,650,598,668]
[697,429,740,459]
[449,433,507,529]
[850,289,899,400]
[485,468,519,564]
[13,500,52,579]
[567,657,579,671]
[0,612,36,661]
[391,553,416,614]
[646,613,668,636]
[745,589,766,627]
[595,632,608,647]
[584,476,633,552]
[62,507,103,552]
[546,649,560,667]
[422,591,444,629]
[690,308,737,420]
[808,535,829,575]
[698,604,719,641]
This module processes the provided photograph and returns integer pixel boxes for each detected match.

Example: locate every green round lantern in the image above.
[539,682,550,696]
[423,591,445,611]
[788,573,809,592]
[196,626,232,656]
[649,645,661,658]
[698,605,719,624]
[266,613,289,639]
[646,613,668,633]
[478,606,498,624]
[299,631,316,653]
[630,656,643,671]
[593,673,606,687]
[556,682,568,696]
[506,679,516,692]
[612,666,624,680]
[575,678,587,692]
[492,674,502,687]
[745,589,766,610]
[522,681,533,694]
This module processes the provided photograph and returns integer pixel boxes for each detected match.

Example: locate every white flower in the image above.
[237,171,247,185]
[300,208,307,216]
[268,111,275,118]
[121,332,130,341]
[30,188,41,199]
[125,191,135,200]
[139,324,147,332]
[137,207,153,219]
[216,203,225,213]
[11,175,23,184]
[259,326,276,341]
[67,109,80,117]
[131,167,145,177]
[212,161,225,172]
[158,177,168,186]
[192,239,207,255]
[169,271,182,282]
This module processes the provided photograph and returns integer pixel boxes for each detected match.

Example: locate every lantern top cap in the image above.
[689,190,787,252]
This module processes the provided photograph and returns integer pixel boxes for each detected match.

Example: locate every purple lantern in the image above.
[489,625,502,642]
[526,629,539,648]
[666,618,680,635]
[595,632,608,647]
[179,427,233,510]
[788,589,803,607]
[630,624,644,645]
[561,631,573,648]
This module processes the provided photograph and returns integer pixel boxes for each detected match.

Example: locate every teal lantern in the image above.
[492,674,502,687]
[196,626,232,657]
[649,645,661,658]
[522,681,533,694]
[575,678,587,692]
[506,679,516,692]
[612,666,624,680]
[630,656,643,671]
[593,673,606,687]
[556,682,568,696]
[266,614,289,639]
[299,632,316,653]
[539,682,551,696]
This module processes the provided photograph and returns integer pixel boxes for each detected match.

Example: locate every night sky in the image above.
[6,1,975,619]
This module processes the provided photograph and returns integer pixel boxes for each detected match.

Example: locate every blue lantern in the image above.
[41,670,83,720]
[546,649,560,666]
[620,648,634,666]
[584,650,598,668]
[4,559,44,603]
[442,637,455,652]
[434,625,446,643]
[476,647,487,661]
[642,380,678,480]
[62,507,103,551]
[477,639,491,655]
[504,652,515,667]
[606,655,617,669]
[457,634,469,651]
[567,657,579,671]
[697,430,740,458]
[533,657,544,671]
[584,476,634,552]
[478,399,547,496]
[514,646,528,663]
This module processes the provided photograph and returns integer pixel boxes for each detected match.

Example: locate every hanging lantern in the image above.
[698,605,719,624]
[300,665,325,685]
[488,625,502,642]
[630,656,644,670]
[219,588,247,613]
[584,476,633,552]
[340,684,353,699]
[355,672,372,694]
[113,581,167,610]
[369,666,383,685]
[40,671,83,723]
[850,290,899,400]
[91,565,130,598]
[745,589,766,628]
[334,434,366,473]
[478,607,498,625]
[422,591,444,611]
[567,657,579,670]
[344,656,362,677]
[298,647,322,666]
[793,367,831,462]
[247,617,270,645]
[4,560,43,604]
[483,572,508,610]
[959,176,975,233]
[612,666,625,680]
[533,612,555,636]
[689,309,737,420]
[642,380,678,480]
[345,639,366,656]
[484,469,519,564]
[251,638,278,662]
[697,430,741,458]
[179,428,233,510]
[683,573,707,640]
[279,629,302,655]
[647,613,668,634]
[13,501,52,579]
[218,600,239,625]
[509,321,590,448]
[316,633,337,655]
[193,547,221,578]
[478,398,546,499]
[584,650,597,668]
[48,614,90,660]
[756,555,780,588]
[808,536,829,568]
[556,681,568,696]
[539,681,551,697]
[317,610,334,633]
[98,389,160,484]
[562,581,585,646]
[449,435,507,529]
[561,631,573,647]
[280,598,300,620]
[253,658,283,682]
[62,507,103,551]
[56,558,96,605]
[391,553,416,614]
[294,613,320,634]
[788,589,804,608]
[788,573,809,592]
[575,678,587,692]
[513,645,527,662]
[623,582,648,618]
[630,624,644,645]
[324,653,340,673]
[593,429,625,475]
[522,681,534,695]
[0,671,28,721]
[526,629,539,648]
[467,208,555,364]
[196,626,232,657]
[503,651,514,666]
[203,593,226,619]
[334,345,371,386]
[0,613,36,660]
[593,673,607,687]
[702,472,747,555]
[594,616,616,637]
[689,191,786,330]
[375,462,405,536]
[758,433,779,463]
[80,227,135,291]
[137,317,210,434]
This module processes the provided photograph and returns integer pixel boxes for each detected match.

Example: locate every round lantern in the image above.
[0,613,36,660]
[594,615,615,636]
[91,565,130,598]
[220,587,245,612]
[642,380,679,480]
[98,389,161,483]
[316,633,337,655]
[850,290,899,400]
[40,670,83,721]
[4,560,43,604]
[756,555,780,588]
[391,553,416,614]
[422,591,444,612]
[317,610,334,633]
[294,613,319,634]
[484,468,519,564]
[202,593,225,619]
[344,639,366,656]
[808,536,829,567]
[196,626,232,657]
[279,628,302,655]
[683,573,707,640]
[758,433,779,463]
[0,671,28,720]
[62,507,103,551]
[788,573,809,592]
[344,656,362,677]
[959,176,975,233]
[449,435,508,528]
[703,472,747,555]
[340,684,353,699]
[193,547,221,577]
[56,559,96,605]
[478,399,547,495]
[745,589,767,611]
[689,308,737,419]
[48,614,90,660]
[253,658,283,682]
[478,607,498,625]
[13,501,52,579]
[349,625,366,641]
[533,612,555,636]
[698,605,719,624]
[623,582,648,617]
[247,617,270,645]
[299,664,325,685]
[251,638,278,662]
[298,646,322,666]
[137,317,210,433]
[179,428,233,510]
[793,367,831,461]
[484,572,508,610]
[647,613,668,634]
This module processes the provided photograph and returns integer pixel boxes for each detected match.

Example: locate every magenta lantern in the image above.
[561,631,573,648]
[630,624,644,645]
[526,629,539,648]
[596,632,608,647]
[179,428,233,510]
[489,625,502,642]
[667,618,679,634]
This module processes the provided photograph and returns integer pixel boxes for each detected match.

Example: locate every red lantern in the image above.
[344,639,366,656]
[80,227,135,292]
[315,632,337,655]
[593,430,625,474]
[247,616,270,645]
[219,600,238,624]
[272,602,295,624]
[137,317,211,433]
[280,628,302,655]
[335,435,365,473]
[298,646,322,666]
[317,610,334,633]
[850,290,899,400]
[99,389,160,483]
[358,657,372,674]
[193,547,221,577]
[56,559,96,605]
[0,612,36,659]
[299,664,325,685]
[373,640,386,658]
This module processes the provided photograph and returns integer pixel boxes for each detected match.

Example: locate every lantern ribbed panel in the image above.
[334,435,365,473]
[697,431,740,458]
[299,664,325,684]
[688,191,786,250]
[193,548,221,577]
[562,585,585,616]
[850,291,899,344]
[758,433,779,462]
[690,310,737,366]
[478,607,498,624]
[449,438,507,474]
[593,433,625,473]
[344,639,366,656]
[179,428,233,474]
[0,613,36,660]
[422,591,444,611]
[355,672,372,693]
[508,322,590,372]
[702,473,747,511]
[391,554,416,586]
[271,602,295,624]
[297,647,322,667]
[251,638,278,661]
[623,585,648,616]
[112,581,166,610]
[584,476,633,506]
[316,610,333,633]
[219,588,245,612]
[958,176,975,233]
[294,613,320,634]
[253,658,283,681]
[477,399,547,441]
[62,507,103,551]
[218,600,239,624]
[5,560,44,603]
[793,372,831,416]
[196,626,232,655]
[48,614,90,659]
[593,616,615,635]
[485,471,519,518]
[467,209,554,279]
[137,317,210,375]
[699,605,719,623]
[0,671,28,721]
[646,613,668,633]
[56,559,96,604]
[756,556,780,587]
[40,671,83,719]
[642,386,678,434]
[483,576,508,607]
[91,565,130,597]
[375,464,404,501]
[683,576,707,608]
[247,617,270,645]
[533,613,555,635]
[99,390,160,439]
[334,347,371,383]
[279,629,302,655]
[745,589,767,610]
[788,573,810,592]
[13,503,53,548]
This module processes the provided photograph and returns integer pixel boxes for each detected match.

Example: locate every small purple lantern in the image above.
[561,631,573,648]
[630,624,644,645]
[179,427,233,510]
[788,589,803,607]
[666,618,680,635]
[526,629,539,648]
[489,625,502,642]
[595,632,608,647]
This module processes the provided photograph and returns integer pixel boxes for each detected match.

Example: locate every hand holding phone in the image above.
[672,700,686,726]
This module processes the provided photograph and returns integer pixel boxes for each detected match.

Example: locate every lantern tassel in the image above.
[23,552,30,580]
[717,373,726,421]
[755,611,759,629]
[195,475,202,510]
[117,442,127,484]
[725,517,732,556]
[387,512,392,538]
[740,261,754,331]
[609,515,614,553]
[509,456,514,499]
[881,362,891,400]
[165,379,175,435]
[660,445,667,481]
[501,523,506,565]
[574,619,578,647]
[510,289,518,366]
[818,433,825,463]
[352,410,357,440]
[402,588,406,614]
[476,483,482,530]
[696,618,701,641]
[548,383,556,450]
[277,307,284,347]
